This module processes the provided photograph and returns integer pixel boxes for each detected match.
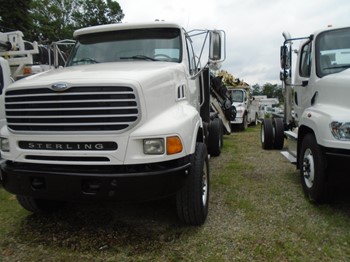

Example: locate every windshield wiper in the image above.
[120,55,158,61]
[71,57,99,64]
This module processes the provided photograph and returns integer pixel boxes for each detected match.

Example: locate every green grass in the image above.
[1,125,350,261]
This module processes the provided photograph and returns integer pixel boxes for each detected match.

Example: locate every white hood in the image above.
[10,61,184,88]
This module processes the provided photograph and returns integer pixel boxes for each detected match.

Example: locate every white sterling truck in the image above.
[261,26,350,203]
[0,22,230,225]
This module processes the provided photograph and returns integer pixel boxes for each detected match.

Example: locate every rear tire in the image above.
[16,195,65,213]
[261,118,273,149]
[273,118,284,149]
[208,118,222,156]
[176,142,209,226]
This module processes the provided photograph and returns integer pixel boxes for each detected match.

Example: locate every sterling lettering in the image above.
[21,141,117,151]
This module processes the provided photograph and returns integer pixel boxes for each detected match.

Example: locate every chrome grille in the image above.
[5,86,140,132]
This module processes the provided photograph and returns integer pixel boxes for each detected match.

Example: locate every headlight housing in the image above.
[143,138,165,155]
[330,121,350,140]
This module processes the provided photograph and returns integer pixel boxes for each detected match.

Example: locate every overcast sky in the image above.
[117,0,350,86]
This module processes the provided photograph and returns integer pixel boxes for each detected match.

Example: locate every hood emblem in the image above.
[51,83,69,92]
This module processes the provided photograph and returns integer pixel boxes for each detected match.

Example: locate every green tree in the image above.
[29,0,124,42]
[0,0,32,35]
[273,84,284,102]
[74,0,124,28]
[262,83,277,98]
[251,84,262,96]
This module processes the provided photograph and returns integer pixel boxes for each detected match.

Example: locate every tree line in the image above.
[251,83,283,102]
[0,0,124,43]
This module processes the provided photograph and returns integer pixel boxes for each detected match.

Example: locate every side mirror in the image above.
[280,45,290,69]
[209,31,222,61]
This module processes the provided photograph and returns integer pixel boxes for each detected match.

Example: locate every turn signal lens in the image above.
[167,136,183,155]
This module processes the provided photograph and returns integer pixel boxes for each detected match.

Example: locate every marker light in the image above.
[167,136,183,155]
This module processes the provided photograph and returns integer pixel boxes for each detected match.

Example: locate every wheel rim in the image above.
[202,162,208,206]
[302,148,315,188]
[261,125,265,143]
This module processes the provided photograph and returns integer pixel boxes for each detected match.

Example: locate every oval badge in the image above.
[51,83,69,92]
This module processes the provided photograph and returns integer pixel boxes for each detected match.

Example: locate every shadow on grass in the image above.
[12,198,191,254]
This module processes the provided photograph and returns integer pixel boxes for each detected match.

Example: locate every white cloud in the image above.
[117,0,350,85]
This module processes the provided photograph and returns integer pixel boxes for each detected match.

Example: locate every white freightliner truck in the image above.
[0,22,232,225]
[261,26,350,203]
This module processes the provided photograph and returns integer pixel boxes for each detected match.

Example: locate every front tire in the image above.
[176,142,209,226]
[300,134,330,204]
[239,114,248,131]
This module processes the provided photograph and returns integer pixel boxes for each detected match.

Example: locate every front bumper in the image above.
[230,116,243,124]
[1,157,191,202]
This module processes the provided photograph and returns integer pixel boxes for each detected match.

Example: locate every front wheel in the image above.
[300,134,330,203]
[239,114,248,131]
[176,142,209,225]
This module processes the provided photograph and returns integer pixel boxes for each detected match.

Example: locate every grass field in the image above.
[1,125,350,261]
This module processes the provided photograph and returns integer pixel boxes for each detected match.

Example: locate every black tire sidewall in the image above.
[176,142,209,225]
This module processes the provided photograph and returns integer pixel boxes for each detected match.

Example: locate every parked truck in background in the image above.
[261,26,350,203]
[229,85,259,130]
[0,22,229,225]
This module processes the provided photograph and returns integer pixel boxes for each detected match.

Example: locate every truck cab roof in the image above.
[74,22,183,38]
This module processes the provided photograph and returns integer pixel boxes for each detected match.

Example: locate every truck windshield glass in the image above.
[231,90,244,103]
[316,28,350,77]
[67,28,181,66]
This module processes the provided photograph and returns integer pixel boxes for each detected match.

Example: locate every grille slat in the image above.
[5,86,140,133]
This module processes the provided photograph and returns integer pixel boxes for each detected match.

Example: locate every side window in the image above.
[300,42,312,77]
[185,36,196,75]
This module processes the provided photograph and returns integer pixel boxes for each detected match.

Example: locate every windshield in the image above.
[316,27,350,77]
[231,90,244,103]
[66,28,181,66]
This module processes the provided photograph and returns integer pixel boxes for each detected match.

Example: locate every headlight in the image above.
[330,121,350,140]
[0,137,9,152]
[143,138,165,155]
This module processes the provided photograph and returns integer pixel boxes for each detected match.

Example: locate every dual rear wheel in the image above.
[260,117,284,150]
